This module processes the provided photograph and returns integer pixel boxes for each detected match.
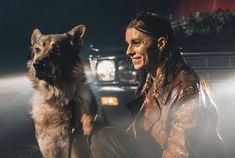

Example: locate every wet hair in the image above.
[127,12,188,96]
[126,12,175,49]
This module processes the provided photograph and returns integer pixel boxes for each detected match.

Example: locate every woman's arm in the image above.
[162,97,198,158]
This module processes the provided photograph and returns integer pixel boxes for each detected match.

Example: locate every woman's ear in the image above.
[157,37,167,53]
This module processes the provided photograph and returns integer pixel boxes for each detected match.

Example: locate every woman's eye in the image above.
[132,39,142,45]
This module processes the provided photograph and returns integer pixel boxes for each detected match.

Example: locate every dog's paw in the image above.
[81,114,93,135]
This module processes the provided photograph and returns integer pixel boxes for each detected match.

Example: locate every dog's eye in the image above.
[35,48,40,53]
[29,47,40,60]
[31,47,41,54]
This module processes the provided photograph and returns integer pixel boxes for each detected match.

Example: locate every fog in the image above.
[209,76,235,157]
[0,74,234,157]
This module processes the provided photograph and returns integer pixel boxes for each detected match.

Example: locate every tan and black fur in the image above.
[27,25,96,158]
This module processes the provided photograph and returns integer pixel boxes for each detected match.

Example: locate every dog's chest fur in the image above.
[31,77,89,127]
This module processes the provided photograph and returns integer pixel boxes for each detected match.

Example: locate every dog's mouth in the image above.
[32,60,57,82]
[33,65,56,82]
[35,70,56,81]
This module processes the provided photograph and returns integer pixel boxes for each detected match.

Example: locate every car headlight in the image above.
[96,60,115,81]
[118,60,137,83]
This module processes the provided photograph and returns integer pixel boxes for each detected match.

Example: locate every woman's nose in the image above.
[126,47,135,57]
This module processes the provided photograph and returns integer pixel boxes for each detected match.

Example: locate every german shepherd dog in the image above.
[27,25,97,158]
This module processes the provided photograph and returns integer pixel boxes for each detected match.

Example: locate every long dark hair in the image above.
[126,12,186,95]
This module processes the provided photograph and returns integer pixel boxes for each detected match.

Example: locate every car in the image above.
[88,52,139,128]
[88,48,235,131]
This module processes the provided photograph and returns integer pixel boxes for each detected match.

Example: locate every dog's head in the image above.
[27,25,86,84]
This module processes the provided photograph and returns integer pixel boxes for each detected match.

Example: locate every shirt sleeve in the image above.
[162,97,198,158]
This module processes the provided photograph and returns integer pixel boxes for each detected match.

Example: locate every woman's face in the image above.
[125,28,159,71]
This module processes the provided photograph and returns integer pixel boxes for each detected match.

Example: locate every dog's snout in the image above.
[32,59,50,80]
[33,60,45,69]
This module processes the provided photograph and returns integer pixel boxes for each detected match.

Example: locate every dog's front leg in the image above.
[81,114,93,136]
[35,125,70,158]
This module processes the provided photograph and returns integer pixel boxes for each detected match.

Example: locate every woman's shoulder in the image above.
[170,67,218,113]
[172,67,200,100]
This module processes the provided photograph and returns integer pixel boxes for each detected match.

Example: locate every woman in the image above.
[91,12,226,158]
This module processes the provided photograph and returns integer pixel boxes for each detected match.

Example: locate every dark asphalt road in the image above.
[0,75,41,158]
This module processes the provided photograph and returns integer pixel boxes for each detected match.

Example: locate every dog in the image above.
[27,25,97,158]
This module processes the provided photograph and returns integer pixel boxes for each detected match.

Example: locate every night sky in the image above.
[0,0,177,75]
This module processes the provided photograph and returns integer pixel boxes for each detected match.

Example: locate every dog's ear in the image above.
[68,24,86,40]
[31,29,42,45]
